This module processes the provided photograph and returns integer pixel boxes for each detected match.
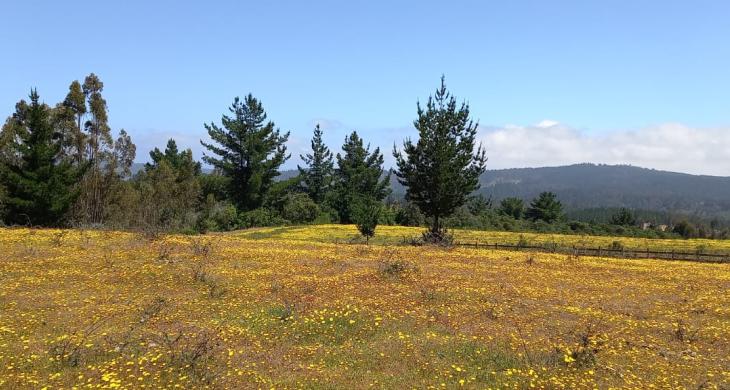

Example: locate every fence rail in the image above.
[451,240,730,263]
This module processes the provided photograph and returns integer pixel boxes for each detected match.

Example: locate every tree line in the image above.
[0,74,720,241]
[0,75,484,239]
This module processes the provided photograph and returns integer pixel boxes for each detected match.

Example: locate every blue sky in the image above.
[2,1,730,175]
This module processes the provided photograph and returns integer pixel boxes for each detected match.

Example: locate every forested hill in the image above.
[148,163,730,221]
[389,163,730,220]
[469,164,730,217]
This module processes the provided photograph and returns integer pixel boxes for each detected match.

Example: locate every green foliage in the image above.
[199,172,230,201]
[331,131,390,223]
[197,195,238,232]
[238,208,286,229]
[394,202,425,227]
[394,76,487,234]
[201,95,290,211]
[609,207,636,226]
[673,220,697,239]
[526,192,564,223]
[65,73,136,226]
[147,139,201,175]
[298,124,334,204]
[467,194,492,216]
[498,197,525,219]
[58,80,87,164]
[351,197,381,243]
[281,193,320,224]
[265,176,301,211]
[139,140,201,230]
[0,90,84,226]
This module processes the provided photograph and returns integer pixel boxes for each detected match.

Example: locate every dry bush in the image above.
[561,323,605,368]
[156,326,222,383]
[421,229,455,247]
[108,297,169,354]
[49,317,108,367]
[673,320,699,343]
[190,238,213,258]
[50,230,68,247]
[378,258,419,279]
[525,254,536,266]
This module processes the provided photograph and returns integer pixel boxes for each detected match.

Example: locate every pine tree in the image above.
[147,139,201,176]
[201,95,290,211]
[610,207,636,226]
[499,197,525,219]
[298,124,334,203]
[525,192,564,223]
[332,131,390,223]
[352,197,381,243]
[393,76,487,235]
[0,90,83,226]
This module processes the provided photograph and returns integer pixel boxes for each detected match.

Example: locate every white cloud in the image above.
[479,122,730,176]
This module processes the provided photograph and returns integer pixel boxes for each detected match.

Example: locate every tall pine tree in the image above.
[0,90,83,226]
[393,76,487,235]
[201,95,290,211]
[332,131,390,223]
[298,124,334,204]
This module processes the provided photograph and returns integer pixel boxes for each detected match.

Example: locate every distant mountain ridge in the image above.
[472,164,730,221]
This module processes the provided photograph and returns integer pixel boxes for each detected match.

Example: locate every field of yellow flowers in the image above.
[1,226,729,389]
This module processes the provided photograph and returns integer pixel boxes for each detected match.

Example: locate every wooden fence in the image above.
[452,240,730,264]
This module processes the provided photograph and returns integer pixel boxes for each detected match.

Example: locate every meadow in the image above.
[1,226,729,389]
[240,224,730,253]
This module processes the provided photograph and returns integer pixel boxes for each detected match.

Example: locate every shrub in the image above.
[281,193,320,224]
[197,195,237,232]
[673,220,697,239]
[378,258,419,279]
[237,208,287,229]
[609,240,624,251]
[395,202,426,227]
[516,235,530,248]
[421,229,454,247]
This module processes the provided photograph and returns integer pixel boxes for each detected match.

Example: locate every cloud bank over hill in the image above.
[478,121,730,176]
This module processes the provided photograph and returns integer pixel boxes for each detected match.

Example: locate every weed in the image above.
[378,258,419,279]
[157,326,221,383]
[673,320,699,343]
[610,240,624,251]
[270,302,295,321]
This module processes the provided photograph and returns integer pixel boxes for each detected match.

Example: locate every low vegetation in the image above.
[1,226,728,388]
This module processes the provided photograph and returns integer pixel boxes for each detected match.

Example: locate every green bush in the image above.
[197,195,238,232]
[378,204,399,225]
[394,202,425,227]
[238,208,287,229]
[281,193,320,224]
